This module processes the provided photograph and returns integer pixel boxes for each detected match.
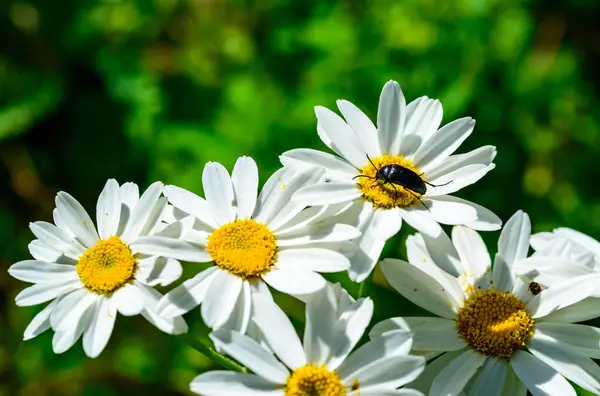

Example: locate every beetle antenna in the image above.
[352,174,375,180]
[407,190,430,212]
[424,180,453,188]
[366,154,379,171]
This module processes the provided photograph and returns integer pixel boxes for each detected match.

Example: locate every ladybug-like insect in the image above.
[354,155,452,209]
[528,282,542,295]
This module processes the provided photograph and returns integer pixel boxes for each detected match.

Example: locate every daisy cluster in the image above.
[8,81,600,396]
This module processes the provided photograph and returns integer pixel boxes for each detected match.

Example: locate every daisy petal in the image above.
[344,355,425,392]
[530,274,600,319]
[157,267,219,318]
[467,358,507,396]
[376,81,406,155]
[541,298,600,323]
[251,293,306,370]
[55,192,99,248]
[221,280,252,335]
[535,322,600,359]
[130,236,211,262]
[8,260,77,283]
[399,207,443,237]
[303,287,337,366]
[554,227,600,256]
[96,179,121,239]
[231,156,259,219]
[426,196,478,225]
[512,256,593,288]
[315,106,367,168]
[404,97,443,144]
[452,226,491,281]
[262,269,326,295]
[210,330,289,383]
[163,185,218,228]
[275,248,350,273]
[528,334,600,394]
[23,299,59,340]
[275,223,360,246]
[430,348,486,396]
[500,365,528,396]
[202,162,235,226]
[373,317,466,352]
[292,182,362,206]
[82,298,116,358]
[280,148,357,180]
[190,371,281,396]
[202,271,243,329]
[111,283,144,316]
[413,117,475,173]
[497,210,530,267]
[135,256,182,287]
[425,164,493,196]
[510,350,575,396]
[29,221,85,260]
[338,99,381,158]
[15,279,82,307]
[418,231,462,277]
[27,240,66,263]
[407,349,466,394]
[370,207,403,240]
[120,181,164,242]
[425,145,497,181]
[52,301,95,354]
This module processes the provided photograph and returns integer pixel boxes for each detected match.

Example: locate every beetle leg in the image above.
[352,174,375,180]
[407,189,430,212]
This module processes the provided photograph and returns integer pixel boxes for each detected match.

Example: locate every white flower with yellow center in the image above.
[280,80,501,282]
[190,282,426,396]
[8,180,188,358]
[132,156,358,334]
[372,211,600,396]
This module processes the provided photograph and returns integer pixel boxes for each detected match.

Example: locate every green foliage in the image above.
[1,0,600,395]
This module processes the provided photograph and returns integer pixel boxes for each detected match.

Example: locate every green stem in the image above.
[357,270,374,299]
[179,333,247,373]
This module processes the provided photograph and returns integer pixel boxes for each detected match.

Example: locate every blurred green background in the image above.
[2,0,600,395]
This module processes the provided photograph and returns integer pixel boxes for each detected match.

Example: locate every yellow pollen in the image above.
[285,364,346,396]
[76,236,137,296]
[456,289,534,358]
[207,219,277,278]
[356,154,422,209]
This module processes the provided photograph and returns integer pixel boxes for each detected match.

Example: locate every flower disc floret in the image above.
[285,364,346,396]
[456,289,534,358]
[76,236,137,295]
[356,154,422,209]
[207,219,277,278]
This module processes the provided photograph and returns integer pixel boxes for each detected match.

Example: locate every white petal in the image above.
[51,288,97,332]
[430,348,486,396]
[338,99,381,157]
[344,355,425,392]
[417,231,462,277]
[231,156,259,219]
[467,358,507,396]
[202,162,235,226]
[399,207,443,237]
[452,226,491,281]
[82,298,116,358]
[130,236,211,262]
[535,322,600,359]
[541,297,600,323]
[96,179,121,239]
[528,334,600,394]
[377,80,406,155]
[202,271,243,329]
[262,269,326,295]
[55,191,99,248]
[326,297,374,370]
[275,248,350,273]
[406,350,465,394]
[120,181,164,241]
[500,365,528,396]
[303,285,338,365]
[28,240,67,263]
[404,97,443,146]
[51,299,95,354]
[163,185,218,228]
[555,227,600,256]
[529,274,600,319]
[251,293,306,370]
[426,196,478,225]
[190,371,281,396]
[315,105,367,168]
[275,223,360,247]
[291,182,361,206]
[8,260,77,283]
[29,221,85,260]
[135,256,182,287]
[280,148,357,181]
[157,267,219,318]
[497,210,531,268]
[339,330,414,380]
[425,145,497,181]
[510,350,575,396]
[425,164,493,196]
[221,280,252,334]
[413,117,475,173]
[380,258,462,319]
[15,279,82,307]
[512,256,593,288]
[23,299,59,340]
[210,329,289,383]
[370,207,403,240]
[111,283,144,316]
[142,306,188,335]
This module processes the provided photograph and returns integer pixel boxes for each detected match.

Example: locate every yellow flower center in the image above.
[456,289,534,358]
[76,236,137,296]
[285,364,347,396]
[207,219,277,278]
[356,154,423,209]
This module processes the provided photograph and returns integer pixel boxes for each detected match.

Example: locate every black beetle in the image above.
[528,282,542,295]
[353,155,451,209]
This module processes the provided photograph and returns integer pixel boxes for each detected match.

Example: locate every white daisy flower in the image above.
[131,156,359,334]
[280,80,501,282]
[530,226,600,270]
[8,180,188,358]
[190,282,426,396]
[372,211,600,396]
